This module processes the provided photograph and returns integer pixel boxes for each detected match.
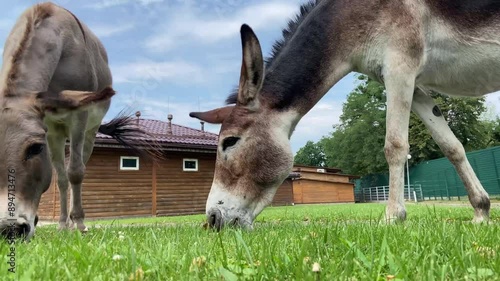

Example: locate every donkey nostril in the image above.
[209,214,217,227]
[231,217,240,227]
[207,209,223,231]
[1,223,31,239]
[18,223,30,237]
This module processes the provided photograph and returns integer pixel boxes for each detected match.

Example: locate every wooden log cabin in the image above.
[272,165,359,206]
[37,112,359,221]
[38,112,219,221]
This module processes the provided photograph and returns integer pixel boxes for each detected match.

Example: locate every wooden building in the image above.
[37,113,359,221]
[37,113,219,221]
[272,165,358,206]
[270,173,300,206]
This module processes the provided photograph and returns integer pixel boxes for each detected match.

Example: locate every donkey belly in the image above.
[47,52,112,132]
[417,33,500,97]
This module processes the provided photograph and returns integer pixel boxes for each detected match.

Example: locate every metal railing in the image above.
[359,184,423,202]
[414,178,500,201]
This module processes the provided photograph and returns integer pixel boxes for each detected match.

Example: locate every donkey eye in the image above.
[25,143,44,160]
[222,137,240,151]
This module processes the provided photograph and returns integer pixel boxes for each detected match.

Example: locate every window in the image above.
[183,159,198,172]
[120,156,139,170]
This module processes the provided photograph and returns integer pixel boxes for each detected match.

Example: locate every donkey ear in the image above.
[189,105,234,124]
[237,24,264,107]
[36,86,115,113]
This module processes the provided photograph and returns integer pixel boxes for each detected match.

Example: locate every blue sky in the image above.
[1,0,499,154]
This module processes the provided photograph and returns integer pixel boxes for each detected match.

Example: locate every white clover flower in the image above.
[312,262,321,272]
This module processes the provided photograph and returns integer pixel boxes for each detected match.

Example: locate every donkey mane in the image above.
[225,0,321,105]
[4,3,52,98]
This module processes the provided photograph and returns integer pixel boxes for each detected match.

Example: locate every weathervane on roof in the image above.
[135,111,141,126]
[198,96,206,132]
[167,113,173,135]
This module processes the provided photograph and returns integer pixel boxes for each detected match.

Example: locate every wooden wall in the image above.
[292,179,354,204]
[38,157,356,221]
[156,152,215,216]
[38,148,216,221]
[38,171,60,221]
[272,179,294,206]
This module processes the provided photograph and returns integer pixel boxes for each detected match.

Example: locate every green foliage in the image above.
[408,92,491,163]
[296,75,496,176]
[1,204,498,280]
[485,117,500,147]
[320,75,388,175]
[294,141,326,167]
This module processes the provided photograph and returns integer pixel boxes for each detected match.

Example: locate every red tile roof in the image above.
[95,118,219,149]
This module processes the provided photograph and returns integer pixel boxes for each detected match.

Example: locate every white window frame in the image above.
[183,158,198,172]
[120,156,139,171]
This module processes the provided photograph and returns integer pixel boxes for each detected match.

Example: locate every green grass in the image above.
[1,203,499,280]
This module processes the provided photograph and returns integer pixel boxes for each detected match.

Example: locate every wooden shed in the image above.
[37,113,219,221]
[270,173,301,206]
[275,165,358,205]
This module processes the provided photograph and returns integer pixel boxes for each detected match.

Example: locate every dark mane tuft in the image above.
[225,86,239,105]
[265,0,320,68]
[225,0,321,105]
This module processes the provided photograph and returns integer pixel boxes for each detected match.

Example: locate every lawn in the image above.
[1,203,499,280]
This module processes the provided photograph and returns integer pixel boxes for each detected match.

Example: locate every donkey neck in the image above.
[261,0,352,120]
[0,7,60,99]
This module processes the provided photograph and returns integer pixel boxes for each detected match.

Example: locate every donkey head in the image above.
[0,87,115,240]
[190,25,296,230]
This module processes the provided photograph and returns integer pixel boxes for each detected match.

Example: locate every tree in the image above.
[294,141,326,167]
[485,117,500,147]
[302,74,493,176]
[408,92,491,163]
[320,75,388,175]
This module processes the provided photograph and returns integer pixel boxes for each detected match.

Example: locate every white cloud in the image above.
[86,0,164,9]
[111,59,205,84]
[88,23,135,38]
[485,91,500,119]
[145,1,298,53]
[290,101,343,154]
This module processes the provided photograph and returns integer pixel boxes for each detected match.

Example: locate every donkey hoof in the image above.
[72,220,88,233]
[472,214,489,224]
[472,208,489,224]
[58,221,70,231]
[384,208,407,224]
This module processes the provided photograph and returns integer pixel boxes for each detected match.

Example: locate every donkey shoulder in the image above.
[425,0,500,28]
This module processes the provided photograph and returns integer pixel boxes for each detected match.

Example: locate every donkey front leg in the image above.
[67,112,89,232]
[47,133,70,230]
[383,67,417,223]
[411,89,490,222]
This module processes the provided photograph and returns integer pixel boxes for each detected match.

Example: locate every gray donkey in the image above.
[0,2,152,240]
[190,0,499,230]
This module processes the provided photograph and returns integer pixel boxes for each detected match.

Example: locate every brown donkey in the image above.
[0,2,150,240]
[190,0,499,230]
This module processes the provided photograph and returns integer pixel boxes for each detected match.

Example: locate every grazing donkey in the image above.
[0,2,147,240]
[190,0,499,230]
